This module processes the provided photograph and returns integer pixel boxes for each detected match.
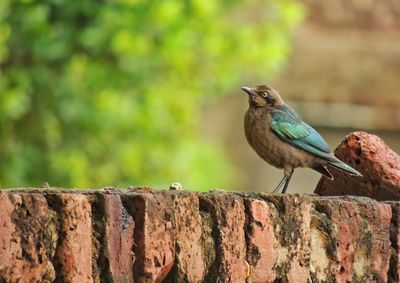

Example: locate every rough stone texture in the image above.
[102,192,135,283]
[198,198,217,282]
[0,192,58,283]
[311,197,392,282]
[355,197,392,282]
[199,192,247,283]
[336,201,360,281]
[388,202,400,282]
[244,197,279,282]
[166,191,205,282]
[312,198,363,281]
[122,190,175,283]
[48,193,93,283]
[1,189,400,282]
[261,194,312,282]
[315,131,400,201]
[310,198,341,282]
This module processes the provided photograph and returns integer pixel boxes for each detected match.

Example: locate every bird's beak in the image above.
[241,86,256,96]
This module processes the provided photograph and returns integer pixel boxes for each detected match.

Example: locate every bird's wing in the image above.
[269,106,332,159]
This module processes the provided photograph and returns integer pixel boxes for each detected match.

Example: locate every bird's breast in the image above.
[244,108,316,169]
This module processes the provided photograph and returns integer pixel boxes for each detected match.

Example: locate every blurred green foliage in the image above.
[0,0,303,190]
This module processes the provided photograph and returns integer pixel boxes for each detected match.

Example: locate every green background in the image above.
[0,0,303,190]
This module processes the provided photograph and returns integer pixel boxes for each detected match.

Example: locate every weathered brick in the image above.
[352,197,391,282]
[337,201,361,281]
[0,192,58,283]
[48,193,93,283]
[388,202,400,282]
[315,131,400,201]
[311,197,391,282]
[244,198,278,282]
[122,190,175,282]
[0,188,398,282]
[311,198,360,282]
[262,194,311,283]
[199,199,217,282]
[103,193,135,283]
[167,191,205,282]
[200,192,247,283]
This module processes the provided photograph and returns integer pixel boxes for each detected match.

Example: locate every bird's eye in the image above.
[261,92,268,98]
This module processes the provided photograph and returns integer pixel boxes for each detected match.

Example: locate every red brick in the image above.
[315,131,400,201]
[0,188,397,282]
[311,197,391,282]
[200,192,247,282]
[355,198,391,282]
[244,198,278,282]
[309,200,332,281]
[337,201,361,281]
[103,193,135,283]
[263,194,311,282]
[0,192,58,283]
[52,193,93,283]
[388,202,400,282]
[123,191,175,282]
[168,191,205,282]
[311,198,360,281]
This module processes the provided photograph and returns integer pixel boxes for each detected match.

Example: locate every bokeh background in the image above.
[0,0,399,192]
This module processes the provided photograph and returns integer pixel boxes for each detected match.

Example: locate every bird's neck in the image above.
[248,98,264,109]
[249,102,260,109]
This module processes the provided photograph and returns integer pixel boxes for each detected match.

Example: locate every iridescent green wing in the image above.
[269,105,332,159]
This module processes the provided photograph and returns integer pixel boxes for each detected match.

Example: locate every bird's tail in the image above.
[328,156,363,177]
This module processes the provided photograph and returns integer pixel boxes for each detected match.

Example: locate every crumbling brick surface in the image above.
[243,197,278,282]
[0,188,398,282]
[386,202,400,282]
[101,193,135,283]
[315,131,400,201]
[199,192,247,283]
[0,192,58,283]
[48,193,94,283]
[166,191,205,282]
[311,196,392,282]
[122,190,175,283]
[261,194,312,283]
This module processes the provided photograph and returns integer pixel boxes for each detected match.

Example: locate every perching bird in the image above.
[242,85,362,194]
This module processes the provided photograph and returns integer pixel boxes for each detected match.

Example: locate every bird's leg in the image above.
[281,170,294,194]
[272,175,287,194]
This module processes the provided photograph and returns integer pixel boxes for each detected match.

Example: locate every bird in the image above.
[241,84,362,194]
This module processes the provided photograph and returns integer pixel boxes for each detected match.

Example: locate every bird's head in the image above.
[241,85,283,109]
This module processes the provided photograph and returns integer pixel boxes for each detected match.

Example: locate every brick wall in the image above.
[0,188,398,282]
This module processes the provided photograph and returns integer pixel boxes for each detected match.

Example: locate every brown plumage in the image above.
[242,85,362,193]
